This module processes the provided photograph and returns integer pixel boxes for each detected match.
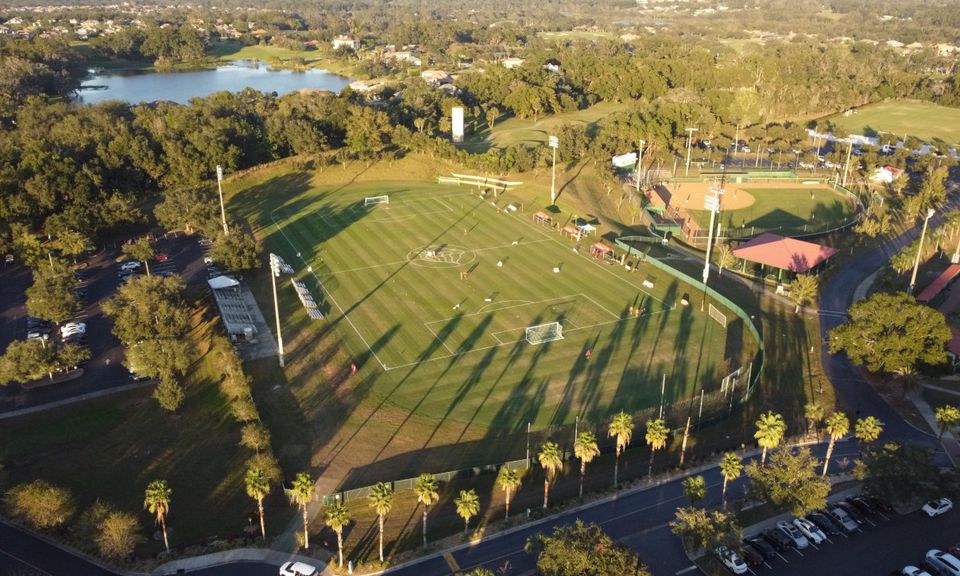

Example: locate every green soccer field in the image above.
[265,177,756,431]
[827,100,960,145]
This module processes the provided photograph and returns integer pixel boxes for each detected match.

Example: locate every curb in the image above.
[0,380,154,421]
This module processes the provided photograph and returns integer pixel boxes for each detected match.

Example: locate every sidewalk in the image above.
[0,380,154,421]
[910,387,960,467]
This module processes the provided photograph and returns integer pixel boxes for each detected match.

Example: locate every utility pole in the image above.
[701,175,724,311]
[216,165,229,235]
[909,208,936,295]
[841,141,854,188]
[684,128,698,176]
[269,254,285,368]
[659,374,666,419]
[526,422,531,469]
[635,139,646,192]
[548,135,559,205]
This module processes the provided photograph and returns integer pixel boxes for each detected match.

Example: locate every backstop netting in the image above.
[708,303,728,328]
[364,195,389,206]
[525,322,563,345]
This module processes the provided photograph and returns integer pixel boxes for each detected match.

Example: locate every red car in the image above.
[155,253,170,262]
[950,543,960,557]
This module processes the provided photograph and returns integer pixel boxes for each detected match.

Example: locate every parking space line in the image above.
[793,548,804,557]
[776,552,789,563]
[763,561,773,569]
[808,542,819,550]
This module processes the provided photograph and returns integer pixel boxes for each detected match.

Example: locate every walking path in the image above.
[0,380,154,421]
[915,383,960,467]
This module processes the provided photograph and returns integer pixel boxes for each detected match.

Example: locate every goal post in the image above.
[364,195,389,207]
[708,303,728,329]
[525,321,563,345]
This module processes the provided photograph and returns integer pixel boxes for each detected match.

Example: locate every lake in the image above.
[76,60,352,105]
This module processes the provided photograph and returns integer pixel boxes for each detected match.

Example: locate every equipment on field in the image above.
[525,321,563,345]
[364,195,389,207]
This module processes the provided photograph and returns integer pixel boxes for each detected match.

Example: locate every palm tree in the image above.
[414,473,439,549]
[936,405,960,442]
[789,274,818,313]
[290,472,314,549]
[754,411,787,466]
[324,502,351,569]
[573,431,599,498]
[822,412,849,476]
[608,411,634,486]
[804,401,825,440]
[245,467,271,539]
[894,366,920,399]
[645,419,669,480]
[854,416,884,457]
[368,482,393,563]
[143,480,172,553]
[719,453,742,510]
[497,467,522,520]
[455,489,480,536]
[538,442,563,509]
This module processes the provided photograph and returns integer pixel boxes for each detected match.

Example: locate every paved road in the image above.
[0,519,115,576]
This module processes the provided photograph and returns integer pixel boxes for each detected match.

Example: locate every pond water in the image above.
[76,60,352,105]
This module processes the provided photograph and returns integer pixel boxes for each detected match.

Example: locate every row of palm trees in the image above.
[137,407,902,569]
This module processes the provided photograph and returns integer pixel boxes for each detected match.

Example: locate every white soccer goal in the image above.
[525,321,564,345]
[364,195,390,207]
[708,303,728,329]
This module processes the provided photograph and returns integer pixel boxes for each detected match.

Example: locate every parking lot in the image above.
[740,500,959,576]
[0,232,209,413]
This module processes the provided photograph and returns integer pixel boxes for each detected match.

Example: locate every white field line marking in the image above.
[270,209,389,371]
[426,296,576,325]
[422,321,457,355]
[580,291,622,321]
[505,210,671,309]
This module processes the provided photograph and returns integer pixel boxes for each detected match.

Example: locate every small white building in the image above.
[332,35,359,50]
[502,57,525,69]
[420,69,452,87]
[870,165,905,184]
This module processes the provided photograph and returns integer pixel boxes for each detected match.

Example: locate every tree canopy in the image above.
[526,520,649,576]
[746,448,830,516]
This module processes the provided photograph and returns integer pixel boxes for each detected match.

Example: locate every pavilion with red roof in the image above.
[731,233,838,279]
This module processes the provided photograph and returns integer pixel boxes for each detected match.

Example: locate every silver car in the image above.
[827,505,859,532]
[776,520,809,549]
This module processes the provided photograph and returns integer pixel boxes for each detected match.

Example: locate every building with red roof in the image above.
[731,233,838,278]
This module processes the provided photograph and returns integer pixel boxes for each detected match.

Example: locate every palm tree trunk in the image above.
[543,479,549,509]
[378,514,384,562]
[721,477,728,510]
[579,461,586,498]
[648,449,655,480]
[822,437,835,476]
[257,497,266,539]
[144,260,151,277]
[938,427,946,442]
[302,507,309,549]
[422,506,428,549]
[761,446,768,467]
[337,531,344,568]
[464,518,469,536]
[160,515,169,552]
[505,491,511,520]
[614,452,620,486]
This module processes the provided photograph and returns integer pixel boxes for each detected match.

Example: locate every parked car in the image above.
[60,322,87,337]
[279,562,318,576]
[740,544,765,568]
[837,501,867,524]
[922,498,953,517]
[26,331,50,341]
[949,543,960,557]
[903,566,934,576]
[926,550,960,576]
[793,517,826,544]
[864,495,894,514]
[715,545,748,575]
[157,270,176,277]
[826,505,860,532]
[744,536,777,559]
[847,496,879,518]
[762,528,793,551]
[776,521,809,549]
[119,260,142,272]
[155,253,170,262]
[808,511,843,537]
[26,317,50,329]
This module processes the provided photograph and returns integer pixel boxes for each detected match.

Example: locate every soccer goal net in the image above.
[364,195,389,206]
[525,321,563,345]
[708,303,728,329]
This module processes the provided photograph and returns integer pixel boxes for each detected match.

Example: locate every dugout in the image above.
[533,211,552,225]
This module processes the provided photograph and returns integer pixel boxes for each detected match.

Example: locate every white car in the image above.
[120,260,142,272]
[60,322,87,337]
[714,545,748,575]
[279,562,318,576]
[922,498,953,517]
[793,517,826,544]
[776,520,809,549]
[926,550,960,576]
[902,566,933,576]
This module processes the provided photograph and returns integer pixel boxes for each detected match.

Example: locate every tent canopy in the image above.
[208,275,240,290]
[731,233,837,273]
[562,224,581,236]
[591,242,614,254]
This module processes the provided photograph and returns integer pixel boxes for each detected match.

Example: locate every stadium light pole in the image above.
[548,135,559,205]
[684,128,698,176]
[908,207,936,295]
[635,139,646,192]
[269,253,285,368]
[701,177,724,311]
[216,165,229,235]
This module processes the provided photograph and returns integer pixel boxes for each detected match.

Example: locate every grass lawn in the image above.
[686,185,856,234]
[461,101,630,152]
[210,41,358,76]
[0,309,290,556]
[828,100,960,145]
[538,30,617,42]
